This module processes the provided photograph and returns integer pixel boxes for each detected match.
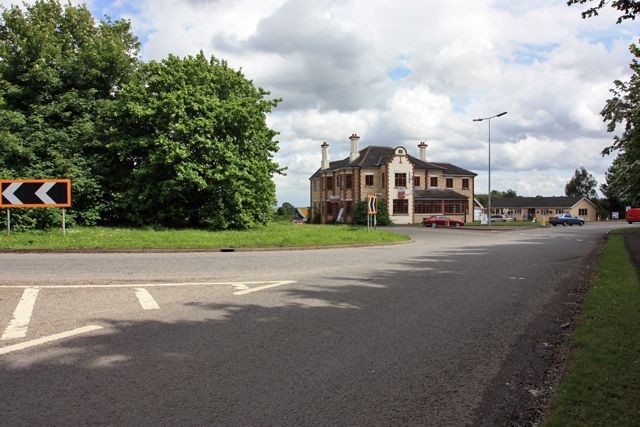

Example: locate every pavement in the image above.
[0,222,635,425]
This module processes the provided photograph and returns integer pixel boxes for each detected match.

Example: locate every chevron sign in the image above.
[1,179,71,208]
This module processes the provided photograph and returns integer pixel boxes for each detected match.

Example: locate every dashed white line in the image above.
[1,287,40,340]
[0,325,103,355]
[134,288,160,310]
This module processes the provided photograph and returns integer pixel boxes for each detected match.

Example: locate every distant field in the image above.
[0,223,409,250]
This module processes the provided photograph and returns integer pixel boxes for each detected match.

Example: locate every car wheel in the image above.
[629,221,633,224]
[579,221,584,226]
[431,223,437,228]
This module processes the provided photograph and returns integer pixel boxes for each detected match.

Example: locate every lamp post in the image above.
[473,112,507,228]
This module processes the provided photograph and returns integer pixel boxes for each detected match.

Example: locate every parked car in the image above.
[549,213,584,226]
[490,214,515,222]
[422,215,464,228]
[627,208,640,224]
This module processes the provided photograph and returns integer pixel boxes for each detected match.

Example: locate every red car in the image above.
[422,215,464,228]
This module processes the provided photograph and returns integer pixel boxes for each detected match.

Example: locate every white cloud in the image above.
[7,0,639,204]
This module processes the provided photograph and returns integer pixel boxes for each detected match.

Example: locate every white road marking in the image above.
[0,325,103,356]
[1,287,40,340]
[134,288,160,310]
[0,280,295,290]
[231,283,249,291]
[233,281,296,295]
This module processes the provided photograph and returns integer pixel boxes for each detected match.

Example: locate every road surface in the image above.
[0,223,630,425]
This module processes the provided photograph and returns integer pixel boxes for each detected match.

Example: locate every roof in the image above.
[429,162,477,176]
[414,189,468,200]
[309,145,475,178]
[295,207,309,219]
[489,196,595,209]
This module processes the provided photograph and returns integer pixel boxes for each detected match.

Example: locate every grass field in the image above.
[545,230,640,426]
[0,222,409,250]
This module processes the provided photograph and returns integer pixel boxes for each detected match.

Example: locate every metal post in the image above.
[488,117,491,229]
[62,208,66,236]
[6,209,10,235]
[473,112,506,228]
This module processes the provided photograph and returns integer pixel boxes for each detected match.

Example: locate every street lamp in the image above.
[473,111,507,228]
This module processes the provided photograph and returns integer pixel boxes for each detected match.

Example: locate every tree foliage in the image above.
[0,1,283,230]
[567,0,640,23]
[277,202,295,217]
[0,0,139,228]
[107,53,282,229]
[475,189,518,206]
[599,42,640,205]
[565,167,598,199]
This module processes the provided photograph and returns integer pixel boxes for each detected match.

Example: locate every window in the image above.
[444,200,464,214]
[446,178,453,188]
[413,176,420,187]
[346,174,352,189]
[326,176,333,190]
[415,200,441,214]
[395,173,407,187]
[365,175,374,186]
[393,199,409,214]
[578,208,588,216]
[462,178,469,190]
[336,175,343,188]
[541,208,548,215]
[312,180,318,191]
[430,177,438,187]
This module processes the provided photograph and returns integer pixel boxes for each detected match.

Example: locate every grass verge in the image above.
[0,222,409,250]
[545,230,640,426]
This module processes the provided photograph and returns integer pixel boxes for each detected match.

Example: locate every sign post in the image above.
[1,179,71,235]
[367,195,378,231]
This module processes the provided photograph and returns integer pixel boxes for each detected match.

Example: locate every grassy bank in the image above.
[0,222,409,250]
[545,231,640,426]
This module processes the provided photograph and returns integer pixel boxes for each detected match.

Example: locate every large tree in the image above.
[567,0,640,23]
[599,42,640,205]
[565,167,598,199]
[0,0,139,228]
[107,52,282,229]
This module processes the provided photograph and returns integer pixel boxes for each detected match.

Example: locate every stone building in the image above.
[309,134,477,224]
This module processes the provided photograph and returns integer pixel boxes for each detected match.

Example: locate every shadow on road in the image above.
[0,236,594,425]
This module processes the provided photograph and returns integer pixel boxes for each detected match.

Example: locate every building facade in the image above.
[309,134,477,225]
[489,196,598,222]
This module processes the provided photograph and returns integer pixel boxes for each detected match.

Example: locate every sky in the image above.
[10,0,640,206]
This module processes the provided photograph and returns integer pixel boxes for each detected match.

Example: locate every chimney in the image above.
[349,133,360,162]
[321,142,329,170]
[418,141,428,161]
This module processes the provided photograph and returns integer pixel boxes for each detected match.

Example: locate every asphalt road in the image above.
[0,222,632,425]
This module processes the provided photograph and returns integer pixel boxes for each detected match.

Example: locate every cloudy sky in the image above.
[13,0,640,206]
